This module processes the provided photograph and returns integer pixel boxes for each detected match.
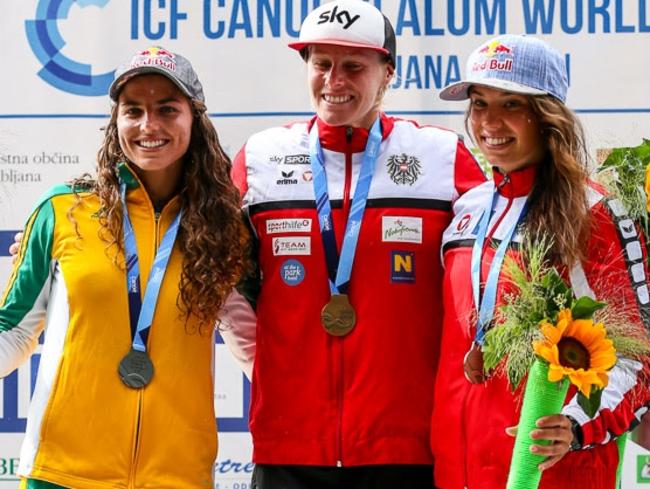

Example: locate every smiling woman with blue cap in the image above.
[0,46,248,488]
[430,34,650,489]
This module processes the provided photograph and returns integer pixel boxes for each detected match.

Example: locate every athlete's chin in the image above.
[316,108,363,128]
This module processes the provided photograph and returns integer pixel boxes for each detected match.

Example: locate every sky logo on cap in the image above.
[317,5,360,29]
[25,0,115,96]
[472,40,514,73]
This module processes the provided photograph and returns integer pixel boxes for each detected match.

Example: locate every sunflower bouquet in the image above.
[483,236,650,489]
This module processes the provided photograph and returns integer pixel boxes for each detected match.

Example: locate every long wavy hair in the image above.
[525,96,591,267]
[466,94,591,267]
[72,98,248,329]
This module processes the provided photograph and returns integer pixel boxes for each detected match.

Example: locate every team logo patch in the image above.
[390,251,415,283]
[382,217,422,243]
[386,153,422,185]
[266,218,312,234]
[280,259,306,286]
[273,237,311,256]
[302,170,313,182]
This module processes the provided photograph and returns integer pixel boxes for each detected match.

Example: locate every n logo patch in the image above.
[391,251,415,283]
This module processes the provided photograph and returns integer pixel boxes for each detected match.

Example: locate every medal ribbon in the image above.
[121,183,182,352]
[470,184,528,346]
[309,118,382,294]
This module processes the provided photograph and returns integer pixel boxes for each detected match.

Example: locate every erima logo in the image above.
[317,6,360,29]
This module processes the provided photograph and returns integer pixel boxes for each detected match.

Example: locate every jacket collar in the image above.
[307,113,394,153]
[493,164,537,198]
[116,161,181,214]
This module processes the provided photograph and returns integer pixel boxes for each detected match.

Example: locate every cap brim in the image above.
[288,39,390,57]
[439,78,547,101]
[109,66,194,102]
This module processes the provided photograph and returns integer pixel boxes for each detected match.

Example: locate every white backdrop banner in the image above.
[1,1,650,488]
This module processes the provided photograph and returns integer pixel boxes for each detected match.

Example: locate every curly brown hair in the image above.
[72,99,248,329]
[466,94,591,267]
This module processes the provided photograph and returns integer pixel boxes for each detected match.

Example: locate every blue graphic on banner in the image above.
[25,0,115,96]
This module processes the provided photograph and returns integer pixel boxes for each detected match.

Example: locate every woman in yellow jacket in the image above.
[0,46,247,489]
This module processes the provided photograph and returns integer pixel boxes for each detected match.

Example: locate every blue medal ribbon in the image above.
[121,183,182,352]
[470,183,528,346]
[309,118,382,294]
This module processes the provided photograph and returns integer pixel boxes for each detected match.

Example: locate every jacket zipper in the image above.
[335,127,354,467]
[462,175,513,488]
[128,207,162,486]
[482,175,513,262]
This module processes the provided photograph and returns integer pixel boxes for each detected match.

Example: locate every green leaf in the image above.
[571,296,607,319]
[577,388,603,418]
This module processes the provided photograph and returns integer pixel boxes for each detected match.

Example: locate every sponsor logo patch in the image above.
[390,250,415,283]
[284,154,310,165]
[273,237,311,256]
[386,153,422,185]
[382,216,423,243]
[277,169,298,185]
[280,259,306,286]
[266,218,312,234]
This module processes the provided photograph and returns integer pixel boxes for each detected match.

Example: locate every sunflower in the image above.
[533,309,617,397]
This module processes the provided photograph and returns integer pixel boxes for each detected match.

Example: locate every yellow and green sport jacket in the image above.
[0,165,218,489]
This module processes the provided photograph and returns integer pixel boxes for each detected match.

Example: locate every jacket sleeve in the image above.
[232,145,249,200]
[218,144,258,380]
[562,194,650,447]
[0,199,56,377]
[453,139,487,198]
[218,289,257,380]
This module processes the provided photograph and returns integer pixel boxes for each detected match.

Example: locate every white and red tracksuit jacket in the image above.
[432,164,650,489]
[221,114,485,466]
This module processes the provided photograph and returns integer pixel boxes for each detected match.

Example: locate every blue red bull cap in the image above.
[109,46,205,102]
[440,35,568,103]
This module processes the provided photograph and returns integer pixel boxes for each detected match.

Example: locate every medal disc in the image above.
[321,294,356,336]
[463,342,486,384]
[119,349,154,389]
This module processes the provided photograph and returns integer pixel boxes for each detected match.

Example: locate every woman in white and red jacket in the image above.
[431,34,650,489]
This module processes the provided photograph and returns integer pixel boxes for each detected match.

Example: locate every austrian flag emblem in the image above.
[387,153,422,185]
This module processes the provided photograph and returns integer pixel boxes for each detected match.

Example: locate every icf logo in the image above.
[25,0,115,96]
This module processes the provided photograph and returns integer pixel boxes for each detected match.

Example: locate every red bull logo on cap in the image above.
[131,46,176,71]
[472,40,513,73]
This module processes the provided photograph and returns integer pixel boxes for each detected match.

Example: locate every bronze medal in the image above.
[463,342,486,384]
[321,294,356,336]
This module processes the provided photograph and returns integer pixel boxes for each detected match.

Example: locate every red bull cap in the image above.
[440,35,568,103]
[109,46,205,102]
[288,0,396,67]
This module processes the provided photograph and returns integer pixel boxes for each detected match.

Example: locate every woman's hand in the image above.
[506,414,575,471]
[9,232,23,262]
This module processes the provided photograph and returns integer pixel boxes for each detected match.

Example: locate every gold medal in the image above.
[463,342,486,384]
[321,294,356,336]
